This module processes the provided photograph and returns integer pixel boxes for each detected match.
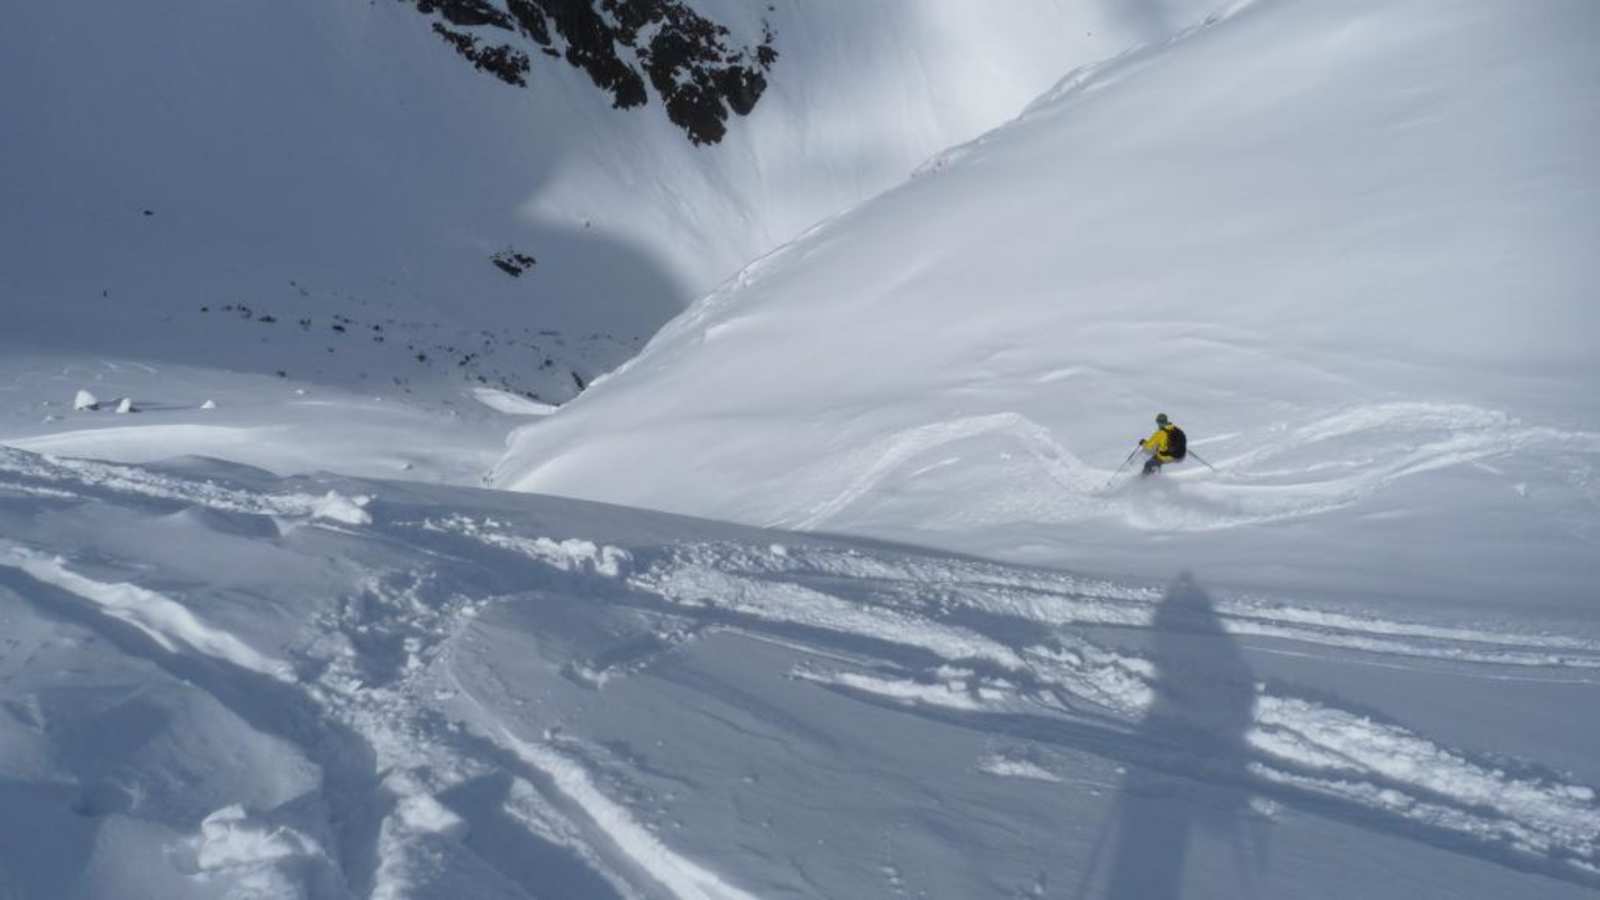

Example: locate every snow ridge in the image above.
[0,545,295,683]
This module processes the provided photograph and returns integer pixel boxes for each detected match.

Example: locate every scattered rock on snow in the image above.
[73,389,100,411]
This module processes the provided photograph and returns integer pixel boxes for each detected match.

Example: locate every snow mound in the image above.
[73,389,99,411]
[311,491,373,526]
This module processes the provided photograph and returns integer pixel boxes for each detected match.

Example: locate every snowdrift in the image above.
[496,0,1600,608]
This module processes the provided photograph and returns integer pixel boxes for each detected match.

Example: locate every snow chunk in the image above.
[802,669,985,710]
[531,537,629,577]
[394,792,466,838]
[201,399,217,410]
[422,516,631,577]
[195,804,324,870]
[115,397,135,414]
[977,754,1062,783]
[73,389,99,411]
[312,491,373,526]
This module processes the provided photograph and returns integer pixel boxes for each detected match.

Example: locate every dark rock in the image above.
[431,24,530,87]
[399,0,776,144]
[491,249,538,277]
[417,0,513,28]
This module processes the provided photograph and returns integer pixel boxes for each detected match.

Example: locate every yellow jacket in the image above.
[1142,425,1178,460]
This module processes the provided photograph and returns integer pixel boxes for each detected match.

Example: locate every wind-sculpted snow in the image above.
[2,448,1597,896]
[0,546,295,683]
[0,446,370,522]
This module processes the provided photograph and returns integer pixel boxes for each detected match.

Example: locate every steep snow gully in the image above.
[0,447,1595,898]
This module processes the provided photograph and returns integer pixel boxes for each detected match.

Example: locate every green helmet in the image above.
[1155,413,1169,426]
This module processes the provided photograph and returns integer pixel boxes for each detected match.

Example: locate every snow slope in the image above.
[0,0,1217,404]
[1,445,1597,898]
[496,0,1600,612]
[4,1,1598,897]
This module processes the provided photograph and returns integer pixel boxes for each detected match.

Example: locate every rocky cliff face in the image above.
[406,0,777,144]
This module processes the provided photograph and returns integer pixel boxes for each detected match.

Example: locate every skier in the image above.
[1137,413,1187,476]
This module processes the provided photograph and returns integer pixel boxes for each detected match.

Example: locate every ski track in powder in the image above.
[0,448,1596,896]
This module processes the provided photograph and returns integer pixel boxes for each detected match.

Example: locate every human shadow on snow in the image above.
[1078,572,1264,899]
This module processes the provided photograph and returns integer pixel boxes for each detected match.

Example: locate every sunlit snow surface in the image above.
[497,0,1600,613]
[2,0,1598,896]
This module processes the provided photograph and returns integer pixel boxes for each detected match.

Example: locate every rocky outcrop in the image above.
[430,24,531,86]
[404,0,778,145]
[490,250,537,276]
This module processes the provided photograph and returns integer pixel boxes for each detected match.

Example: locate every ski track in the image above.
[2,447,1597,893]
[628,542,1600,884]
[784,401,1600,534]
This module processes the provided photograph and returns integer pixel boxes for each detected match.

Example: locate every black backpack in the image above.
[1165,425,1187,460]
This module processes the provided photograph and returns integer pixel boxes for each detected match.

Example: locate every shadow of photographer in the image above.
[1081,572,1265,899]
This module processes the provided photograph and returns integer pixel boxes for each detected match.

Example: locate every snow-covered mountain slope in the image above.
[2,446,1597,898]
[496,0,1600,610]
[1,0,1216,405]
[5,2,1597,897]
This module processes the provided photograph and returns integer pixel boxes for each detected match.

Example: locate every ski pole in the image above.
[1188,449,1219,473]
[1105,447,1141,487]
